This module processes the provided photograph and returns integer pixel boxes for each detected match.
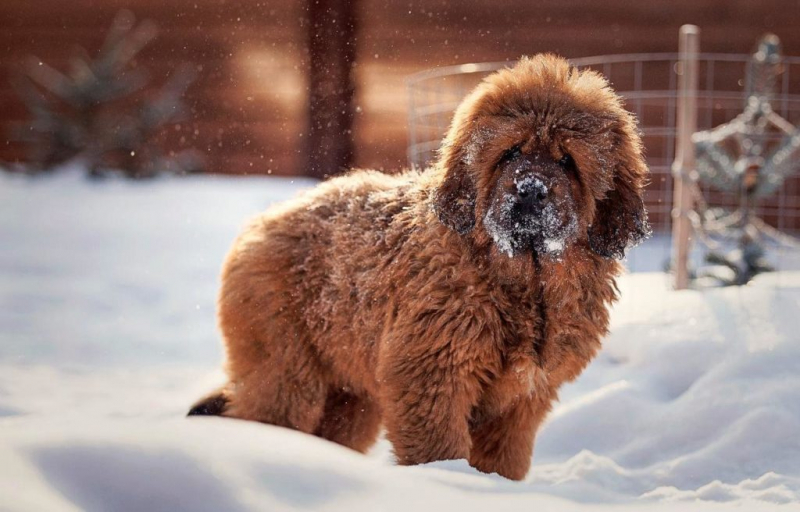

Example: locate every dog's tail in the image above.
[187,388,229,417]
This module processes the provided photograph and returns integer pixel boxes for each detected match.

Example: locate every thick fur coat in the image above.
[190,54,650,480]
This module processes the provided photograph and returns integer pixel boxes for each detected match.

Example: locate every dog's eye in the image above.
[558,154,575,169]
[500,146,523,163]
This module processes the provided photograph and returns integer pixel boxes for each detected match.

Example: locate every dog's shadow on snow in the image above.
[405,459,530,493]
[30,444,249,512]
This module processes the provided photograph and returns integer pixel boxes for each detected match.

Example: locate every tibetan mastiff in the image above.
[190,54,650,481]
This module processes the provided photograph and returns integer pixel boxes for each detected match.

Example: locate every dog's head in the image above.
[433,54,650,260]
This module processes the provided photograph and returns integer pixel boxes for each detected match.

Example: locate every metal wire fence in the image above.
[407,53,800,275]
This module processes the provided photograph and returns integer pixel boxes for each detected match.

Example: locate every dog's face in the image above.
[434,54,651,260]
[484,147,581,258]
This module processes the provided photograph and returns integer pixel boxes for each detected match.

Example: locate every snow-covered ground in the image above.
[1,167,799,511]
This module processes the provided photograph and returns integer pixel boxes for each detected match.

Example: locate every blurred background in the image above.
[2,0,799,176]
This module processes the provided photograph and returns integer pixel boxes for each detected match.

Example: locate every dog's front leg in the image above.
[377,313,494,466]
[468,396,551,480]
[379,352,480,465]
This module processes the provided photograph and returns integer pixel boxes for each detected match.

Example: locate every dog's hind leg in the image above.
[215,287,329,431]
[314,389,382,453]
[222,336,329,433]
[211,221,333,433]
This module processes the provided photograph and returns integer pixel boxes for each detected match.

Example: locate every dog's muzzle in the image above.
[514,175,550,217]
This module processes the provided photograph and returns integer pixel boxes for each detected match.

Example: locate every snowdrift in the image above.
[1,169,798,511]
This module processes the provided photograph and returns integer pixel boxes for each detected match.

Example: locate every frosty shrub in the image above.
[8,10,203,179]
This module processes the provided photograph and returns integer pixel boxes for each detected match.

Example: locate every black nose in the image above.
[516,177,548,208]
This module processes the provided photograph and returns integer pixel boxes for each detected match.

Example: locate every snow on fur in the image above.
[1,167,798,511]
[484,171,577,258]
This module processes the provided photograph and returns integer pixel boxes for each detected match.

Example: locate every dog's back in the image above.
[203,169,425,434]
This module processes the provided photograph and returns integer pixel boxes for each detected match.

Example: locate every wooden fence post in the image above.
[305,0,357,179]
[671,24,700,290]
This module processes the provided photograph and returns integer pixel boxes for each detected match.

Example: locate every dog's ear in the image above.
[433,89,484,234]
[433,157,476,235]
[588,111,652,259]
[588,169,651,259]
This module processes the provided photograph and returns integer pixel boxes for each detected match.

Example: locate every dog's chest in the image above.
[479,355,545,417]
[480,296,571,415]
[495,281,546,354]
[490,276,589,391]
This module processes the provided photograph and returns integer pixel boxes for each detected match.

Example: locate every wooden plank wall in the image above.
[2,0,800,180]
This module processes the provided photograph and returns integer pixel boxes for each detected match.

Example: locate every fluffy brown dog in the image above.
[189,54,650,480]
